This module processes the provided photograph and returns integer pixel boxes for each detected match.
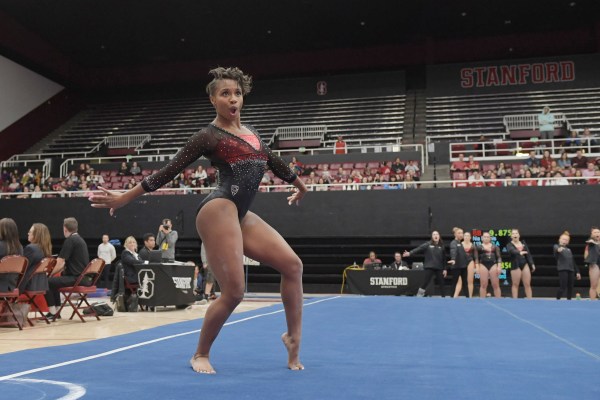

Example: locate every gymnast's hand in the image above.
[287,187,306,206]
[89,186,128,216]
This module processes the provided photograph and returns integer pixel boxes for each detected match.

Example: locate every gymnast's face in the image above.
[210,79,243,122]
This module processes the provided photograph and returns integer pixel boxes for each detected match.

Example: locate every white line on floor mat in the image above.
[0,296,340,381]
[486,300,600,361]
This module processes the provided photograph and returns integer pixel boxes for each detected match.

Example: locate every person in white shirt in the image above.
[550,172,570,186]
[97,234,116,288]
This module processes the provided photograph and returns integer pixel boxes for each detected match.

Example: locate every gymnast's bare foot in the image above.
[190,354,216,374]
[281,332,304,370]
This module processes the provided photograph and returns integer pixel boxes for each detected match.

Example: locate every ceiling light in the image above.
[461,12,467,17]
[180,38,185,42]
[504,20,511,24]
[569,2,576,6]
[267,30,272,34]
[360,21,366,26]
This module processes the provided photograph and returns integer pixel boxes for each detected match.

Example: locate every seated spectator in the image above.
[486,173,502,187]
[358,177,371,191]
[77,163,88,176]
[468,170,485,187]
[315,177,328,191]
[557,152,571,169]
[405,160,420,175]
[388,252,409,270]
[464,155,479,172]
[0,218,23,259]
[581,128,598,148]
[138,233,156,261]
[451,154,467,172]
[550,171,570,186]
[383,175,402,190]
[378,162,391,176]
[31,185,43,199]
[16,186,31,199]
[87,169,105,185]
[582,163,596,177]
[343,177,356,191]
[7,177,20,192]
[503,175,517,187]
[193,165,208,181]
[540,150,553,170]
[564,130,581,150]
[496,162,507,178]
[130,161,142,175]
[524,151,540,168]
[362,251,382,268]
[321,164,332,181]
[21,223,52,292]
[44,217,89,320]
[572,169,586,185]
[290,156,304,175]
[121,236,148,284]
[572,150,588,169]
[334,135,347,154]
[404,173,418,189]
[519,170,537,186]
[117,161,130,176]
[391,157,405,174]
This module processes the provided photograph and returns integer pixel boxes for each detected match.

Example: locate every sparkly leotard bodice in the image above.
[141,124,297,219]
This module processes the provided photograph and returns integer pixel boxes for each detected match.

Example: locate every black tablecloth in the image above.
[134,263,195,307]
[345,269,429,296]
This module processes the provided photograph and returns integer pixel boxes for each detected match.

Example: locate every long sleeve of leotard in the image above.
[142,128,215,192]
[263,143,297,183]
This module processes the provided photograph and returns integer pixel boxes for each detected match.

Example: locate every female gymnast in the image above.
[584,227,600,300]
[403,231,447,297]
[451,230,477,298]
[448,227,469,298]
[90,67,308,374]
[476,232,502,298]
[553,231,580,300]
[506,229,536,299]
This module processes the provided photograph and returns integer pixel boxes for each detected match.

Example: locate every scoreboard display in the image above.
[471,228,513,282]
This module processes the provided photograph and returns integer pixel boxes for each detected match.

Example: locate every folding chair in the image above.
[20,257,56,326]
[0,255,29,330]
[124,279,148,311]
[53,258,105,322]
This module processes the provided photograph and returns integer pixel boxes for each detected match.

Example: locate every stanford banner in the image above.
[427,53,600,96]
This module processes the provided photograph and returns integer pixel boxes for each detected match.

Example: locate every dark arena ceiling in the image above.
[0,0,599,84]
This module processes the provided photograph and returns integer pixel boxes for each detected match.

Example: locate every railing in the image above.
[272,125,327,144]
[0,158,51,179]
[503,113,571,132]
[88,134,151,154]
[2,175,597,199]
[448,137,600,161]
[425,132,508,165]
[59,154,178,178]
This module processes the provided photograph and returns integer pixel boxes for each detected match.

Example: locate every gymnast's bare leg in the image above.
[241,211,304,370]
[191,199,245,374]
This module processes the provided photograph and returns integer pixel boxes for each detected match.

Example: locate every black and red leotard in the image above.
[141,124,297,220]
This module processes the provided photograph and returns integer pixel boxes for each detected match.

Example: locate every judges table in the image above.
[345,268,429,296]
[134,263,195,307]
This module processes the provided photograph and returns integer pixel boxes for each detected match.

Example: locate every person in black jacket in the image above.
[554,232,581,300]
[583,227,600,300]
[404,231,447,297]
[506,229,535,299]
[121,236,148,284]
[448,227,470,298]
[21,223,52,292]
